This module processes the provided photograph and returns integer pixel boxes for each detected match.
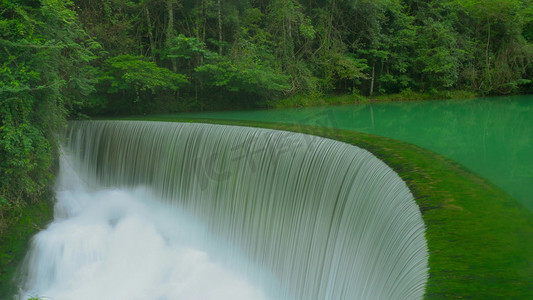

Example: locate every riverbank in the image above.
[125,117,533,299]
[268,90,479,109]
[0,194,54,297]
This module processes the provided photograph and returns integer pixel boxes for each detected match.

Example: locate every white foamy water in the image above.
[17,153,272,300]
[15,121,428,300]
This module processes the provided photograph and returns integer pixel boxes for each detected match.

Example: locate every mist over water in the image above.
[16,121,428,299]
[17,153,272,300]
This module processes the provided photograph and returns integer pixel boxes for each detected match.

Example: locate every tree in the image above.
[414,17,462,90]
[0,0,98,223]
[94,55,189,114]
[451,0,532,93]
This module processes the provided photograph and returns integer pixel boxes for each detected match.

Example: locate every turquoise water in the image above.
[155,95,533,211]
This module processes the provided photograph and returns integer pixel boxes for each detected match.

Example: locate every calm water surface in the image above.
[155,95,533,211]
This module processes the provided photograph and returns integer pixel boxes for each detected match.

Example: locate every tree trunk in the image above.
[486,21,491,85]
[167,0,177,72]
[217,0,222,55]
[145,7,156,61]
[195,0,201,40]
[167,1,174,37]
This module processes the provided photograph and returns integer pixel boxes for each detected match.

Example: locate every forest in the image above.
[1,0,533,249]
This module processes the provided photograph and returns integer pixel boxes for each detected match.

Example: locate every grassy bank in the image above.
[0,195,54,297]
[128,116,533,299]
[268,90,479,109]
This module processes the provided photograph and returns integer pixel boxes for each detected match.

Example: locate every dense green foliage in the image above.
[3,0,532,117]
[68,0,533,114]
[0,0,97,232]
[0,1,95,293]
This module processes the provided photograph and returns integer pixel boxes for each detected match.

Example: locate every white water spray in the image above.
[17,121,428,299]
[17,152,272,300]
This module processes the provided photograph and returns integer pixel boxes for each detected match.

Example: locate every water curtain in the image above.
[65,121,428,300]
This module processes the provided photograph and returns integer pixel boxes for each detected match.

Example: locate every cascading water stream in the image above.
[17,121,428,299]
[17,151,272,300]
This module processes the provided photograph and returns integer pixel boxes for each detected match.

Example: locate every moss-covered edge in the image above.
[0,193,54,298]
[128,116,533,299]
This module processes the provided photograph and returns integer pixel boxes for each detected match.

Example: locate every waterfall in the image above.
[18,121,428,299]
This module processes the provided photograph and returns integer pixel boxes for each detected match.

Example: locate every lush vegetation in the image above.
[0,0,95,256]
[72,0,533,114]
[5,0,531,116]
[130,116,533,298]
[0,0,96,292]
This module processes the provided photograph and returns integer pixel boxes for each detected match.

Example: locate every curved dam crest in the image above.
[22,121,429,299]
